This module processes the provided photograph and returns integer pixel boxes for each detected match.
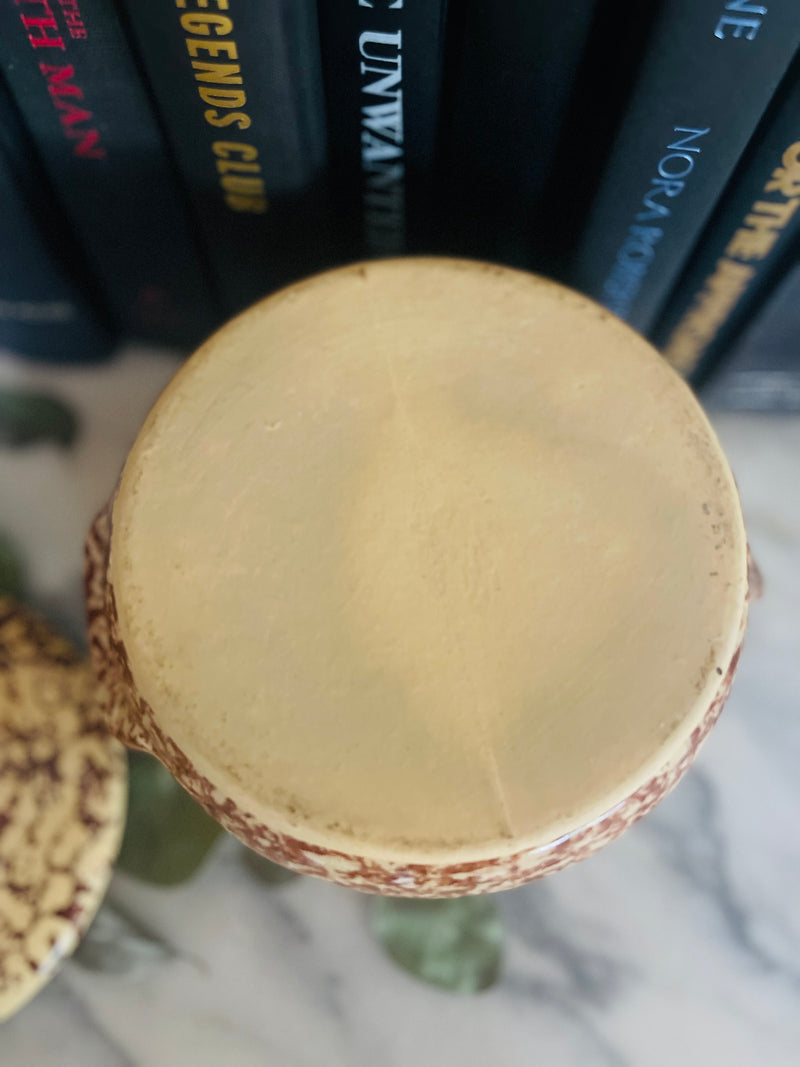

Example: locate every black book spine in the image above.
[566,0,800,334]
[652,64,800,381]
[317,0,449,258]
[0,78,113,363]
[535,0,662,282]
[118,0,330,317]
[438,0,596,268]
[0,0,220,348]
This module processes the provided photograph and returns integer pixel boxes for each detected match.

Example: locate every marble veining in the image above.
[0,347,799,1065]
[641,768,800,991]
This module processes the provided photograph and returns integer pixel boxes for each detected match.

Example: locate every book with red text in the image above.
[0,0,220,347]
[117,0,330,316]
[565,0,800,334]
[0,76,113,362]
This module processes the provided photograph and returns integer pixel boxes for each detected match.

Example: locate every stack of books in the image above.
[1,0,798,406]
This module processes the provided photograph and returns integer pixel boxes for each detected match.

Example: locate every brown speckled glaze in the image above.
[0,598,127,1020]
[86,503,750,898]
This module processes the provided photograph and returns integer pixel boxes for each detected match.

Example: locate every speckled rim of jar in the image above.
[86,501,752,898]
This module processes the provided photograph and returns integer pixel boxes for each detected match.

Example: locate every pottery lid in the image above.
[107,259,747,863]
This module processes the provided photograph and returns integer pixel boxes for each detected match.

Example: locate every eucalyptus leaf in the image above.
[116,752,223,886]
[73,901,171,975]
[371,896,503,993]
[0,389,79,448]
[0,532,25,599]
[242,847,300,886]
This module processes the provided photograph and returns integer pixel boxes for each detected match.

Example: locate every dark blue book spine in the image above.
[118,0,330,316]
[0,78,113,363]
[317,0,449,258]
[0,0,220,347]
[653,62,800,381]
[566,0,800,334]
[699,257,800,411]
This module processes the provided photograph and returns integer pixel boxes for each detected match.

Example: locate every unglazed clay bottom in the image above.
[86,258,750,896]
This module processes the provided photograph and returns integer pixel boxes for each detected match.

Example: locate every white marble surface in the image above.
[1,346,799,1066]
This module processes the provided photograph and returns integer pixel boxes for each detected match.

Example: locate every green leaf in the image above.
[0,389,78,448]
[0,532,25,599]
[116,752,223,886]
[73,901,171,975]
[242,847,300,886]
[371,896,503,993]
